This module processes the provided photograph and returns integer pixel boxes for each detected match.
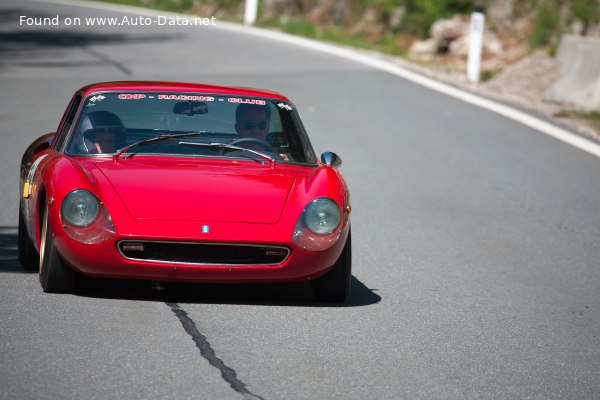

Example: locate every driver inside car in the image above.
[235,104,271,143]
[76,111,126,154]
[234,104,289,160]
[85,127,120,153]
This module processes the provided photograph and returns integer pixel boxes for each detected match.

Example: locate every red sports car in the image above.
[18,81,351,302]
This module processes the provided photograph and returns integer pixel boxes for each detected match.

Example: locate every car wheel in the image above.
[18,202,39,270]
[311,229,352,303]
[39,205,74,293]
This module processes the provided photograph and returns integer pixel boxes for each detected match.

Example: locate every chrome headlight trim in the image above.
[61,189,116,244]
[303,197,341,235]
[292,197,344,252]
[61,189,99,227]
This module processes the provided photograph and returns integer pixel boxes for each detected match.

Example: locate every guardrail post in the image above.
[467,6,485,82]
[244,0,259,26]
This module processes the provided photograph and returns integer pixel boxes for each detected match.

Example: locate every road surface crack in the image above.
[166,302,265,400]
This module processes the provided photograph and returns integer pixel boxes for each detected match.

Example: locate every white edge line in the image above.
[30,0,600,158]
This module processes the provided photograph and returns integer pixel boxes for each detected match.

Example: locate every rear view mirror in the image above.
[173,101,208,116]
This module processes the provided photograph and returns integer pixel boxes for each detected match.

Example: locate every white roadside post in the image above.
[467,6,485,82]
[244,0,259,25]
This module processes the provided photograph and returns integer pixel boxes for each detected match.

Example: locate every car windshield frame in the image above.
[63,91,318,166]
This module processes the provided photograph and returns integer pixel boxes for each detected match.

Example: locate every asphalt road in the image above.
[1,1,599,399]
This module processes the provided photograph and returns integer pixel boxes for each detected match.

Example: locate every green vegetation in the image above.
[529,0,600,51]
[557,110,600,131]
[396,0,473,37]
[529,0,561,50]
[480,69,497,82]
[572,0,600,34]
[265,18,317,38]
[253,0,477,54]
[262,17,406,55]
[96,0,600,55]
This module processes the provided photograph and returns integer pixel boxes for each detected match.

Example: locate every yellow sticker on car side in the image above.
[24,154,48,199]
[23,181,30,199]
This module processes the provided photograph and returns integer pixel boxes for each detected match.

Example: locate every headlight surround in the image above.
[292,197,346,252]
[61,189,116,244]
[61,190,99,227]
[304,198,341,235]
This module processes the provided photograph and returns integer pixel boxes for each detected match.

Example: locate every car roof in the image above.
[78,81,290,101]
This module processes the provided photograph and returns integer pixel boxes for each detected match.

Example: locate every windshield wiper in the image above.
[178,141,275,164]
[114,132,205,160]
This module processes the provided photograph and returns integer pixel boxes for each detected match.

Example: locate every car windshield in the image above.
[65,92,318,165]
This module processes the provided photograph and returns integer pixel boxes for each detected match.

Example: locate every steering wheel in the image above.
[230,138,274,152]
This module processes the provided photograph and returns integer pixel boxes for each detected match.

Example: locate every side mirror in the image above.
[321,152,342,168]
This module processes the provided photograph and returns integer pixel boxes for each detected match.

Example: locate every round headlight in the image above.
[61,190,100,227]
[304,198,341,235]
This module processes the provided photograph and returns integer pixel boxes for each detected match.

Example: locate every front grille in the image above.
[118,241,290,266]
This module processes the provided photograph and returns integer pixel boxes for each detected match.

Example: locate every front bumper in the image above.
[53,217,349,283]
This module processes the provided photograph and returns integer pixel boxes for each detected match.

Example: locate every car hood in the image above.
[94,158,298,223]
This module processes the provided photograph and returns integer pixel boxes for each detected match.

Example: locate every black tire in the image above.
[311,229,352,303]
[39,205,75,293]
[18,202,39,271]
